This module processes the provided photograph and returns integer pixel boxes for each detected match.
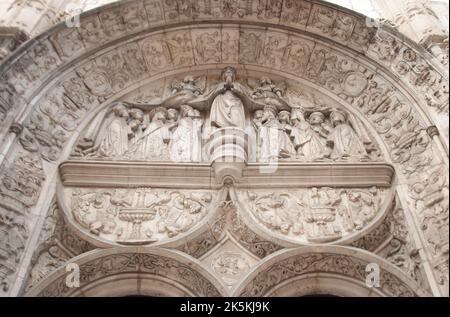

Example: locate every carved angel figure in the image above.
[156,193,206,238]
[170,105,203,162]
[251,77,283,99]
[172,76,203,95]
[162,75,204,108]
[290,107,328,161]
[327,109,368,160]
[347,187,379,230]
[71,191,117,236]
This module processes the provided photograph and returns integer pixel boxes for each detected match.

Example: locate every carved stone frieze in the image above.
[178,197,283,260]
[350,212,391,252]
[175,199,228,259]
[229,207,283,259]
[19,75,97,162]
[376,197,428,289]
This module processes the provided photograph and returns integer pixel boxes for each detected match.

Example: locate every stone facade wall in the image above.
[0,0,448,297]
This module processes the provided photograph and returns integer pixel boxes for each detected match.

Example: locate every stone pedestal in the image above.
[207,128,248,185]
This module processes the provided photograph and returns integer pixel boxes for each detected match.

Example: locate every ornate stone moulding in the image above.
[59,161,395,188]
[25,247,227,297]
[233,245,430,297]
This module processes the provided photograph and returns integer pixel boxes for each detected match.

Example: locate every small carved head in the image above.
[192,109,201,118]
[129,108,144,121]
[330,109,347,126]
[290,107,305,121]
[309,111,325,124]
[183,75,195,84]
[179,105,193,118]
[278,110,291,123]
[112,103,129,118]
[259,77,272,86]
[221,66,237,82]
[150,107,168,122]
[253,109,264,121]
[167,108,180,121]
[263,104,278,119]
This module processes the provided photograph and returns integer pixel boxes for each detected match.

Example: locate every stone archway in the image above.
[25,247,228,297]
[0,0,447,297]
[233,246,428,297]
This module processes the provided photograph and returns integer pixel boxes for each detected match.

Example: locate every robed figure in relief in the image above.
[209,67,246,130]
[290,107,329,161]
[327,109,368,160]
[169,105,203,162]
[96,103,132,158]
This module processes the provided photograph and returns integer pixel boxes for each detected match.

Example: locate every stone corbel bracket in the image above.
[59,161,395,189]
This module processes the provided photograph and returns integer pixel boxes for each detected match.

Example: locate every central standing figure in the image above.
[209,67,246,129]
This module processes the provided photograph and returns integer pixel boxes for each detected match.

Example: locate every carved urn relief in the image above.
[56,67,394,250]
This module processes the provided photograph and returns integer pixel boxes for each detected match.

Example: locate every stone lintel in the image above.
[60,161,395,188]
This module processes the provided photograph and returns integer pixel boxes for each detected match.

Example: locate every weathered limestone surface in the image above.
[0,0,448,297]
